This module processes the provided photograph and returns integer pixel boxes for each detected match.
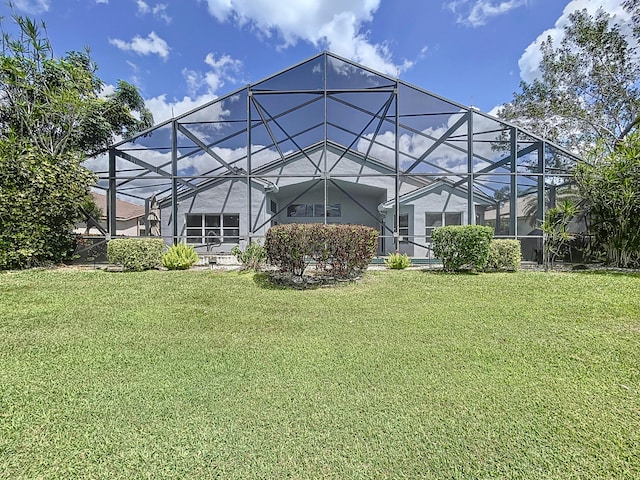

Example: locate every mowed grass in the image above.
[0,269,639,479]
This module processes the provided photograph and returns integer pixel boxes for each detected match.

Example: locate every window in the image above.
[392,214,410,242]
[270,200,278,214]
[325,204,341,217]
[398,214,409,242]
[287,204,313,217]
[426,212,462,238]
[286,203,341,218]
[185,213,240,244]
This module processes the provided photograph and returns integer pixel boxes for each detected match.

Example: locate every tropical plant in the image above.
[575,131,640,268]
[520,186,580,229]
[231,242,267,271]
[384,252,412,269]
[162,243,199,270]
[541,200,579,269]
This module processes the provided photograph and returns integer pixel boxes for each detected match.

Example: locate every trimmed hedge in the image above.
[107,238,165,271]
[432,225,494,272]
[485,239,521,272]
[265,223,378,278]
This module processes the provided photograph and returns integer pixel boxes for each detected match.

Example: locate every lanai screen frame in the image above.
[87,51,582,257]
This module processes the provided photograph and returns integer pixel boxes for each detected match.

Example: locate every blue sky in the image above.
[0,0,632,125]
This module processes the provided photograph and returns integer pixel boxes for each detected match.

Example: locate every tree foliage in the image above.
[498,6,640,154]
[575,130,640,268]
[0,13,153,269]
[0,15,153,156]
[0,140,95,268]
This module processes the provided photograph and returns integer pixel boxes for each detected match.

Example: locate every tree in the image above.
[574,130,640,268]
[498,5,640,155]
[0,13,153,269]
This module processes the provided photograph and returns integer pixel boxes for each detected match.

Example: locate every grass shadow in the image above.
[252,271,360,290]
[252,272,290,290]
[573,269,640,279]
[418,268,482,276]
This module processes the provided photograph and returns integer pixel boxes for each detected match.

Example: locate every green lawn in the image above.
[1,269,639,479]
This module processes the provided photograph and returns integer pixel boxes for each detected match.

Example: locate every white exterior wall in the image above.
[383,184,470,258]
[274,185,385,230]
[161,178,267,253]
[156,144,484,258]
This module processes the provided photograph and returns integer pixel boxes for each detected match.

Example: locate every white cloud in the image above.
[96,0,109,4]
[199,0,412,76]
[183,53,243,97]
[109,31,170,60]
[518,0,632,82]
[446,0,527,27]
[99,83,116,98]
[144,93,219,123]
[12,0,50,14]
[137,0,150,14]
[355,111,507,174]
[137,1,172,23]
[152,4,172,24]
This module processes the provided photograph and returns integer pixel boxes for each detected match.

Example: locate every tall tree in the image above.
[0,14,153,269]
[498,5,640,155]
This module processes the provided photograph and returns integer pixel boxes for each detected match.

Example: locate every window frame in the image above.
[425,211,463,239]
[286,203,341,218]
[185,213,240,244]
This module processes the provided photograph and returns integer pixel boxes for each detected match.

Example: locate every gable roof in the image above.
[159,139,434,206]
[379,179,495,211]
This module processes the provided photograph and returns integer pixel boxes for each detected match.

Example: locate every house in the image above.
[76,192,146,237]
[93,52,582,260]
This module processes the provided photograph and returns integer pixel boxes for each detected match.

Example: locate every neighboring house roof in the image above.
[91,192,145,222]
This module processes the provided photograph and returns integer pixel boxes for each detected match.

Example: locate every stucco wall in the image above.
[383,184,470,258]
[161,178,266,253]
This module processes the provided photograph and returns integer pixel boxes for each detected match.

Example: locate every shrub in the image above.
[485,239,521,272]
[107,238,165,271]
[231,241,266,271]
[432,225,494,272]
[384,251,412,269]
[0,144,95,270]
[265,223,378,278]
[325,224,379,277]
[265,224,310,276]
[162,243,199,270]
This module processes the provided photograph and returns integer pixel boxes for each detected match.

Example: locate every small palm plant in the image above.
[542,199,579,269]
[162,243,199,270]
[231,241,267,271]
[384,251,412,269]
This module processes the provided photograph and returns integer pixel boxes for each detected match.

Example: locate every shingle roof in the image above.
[91,192,145,222]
